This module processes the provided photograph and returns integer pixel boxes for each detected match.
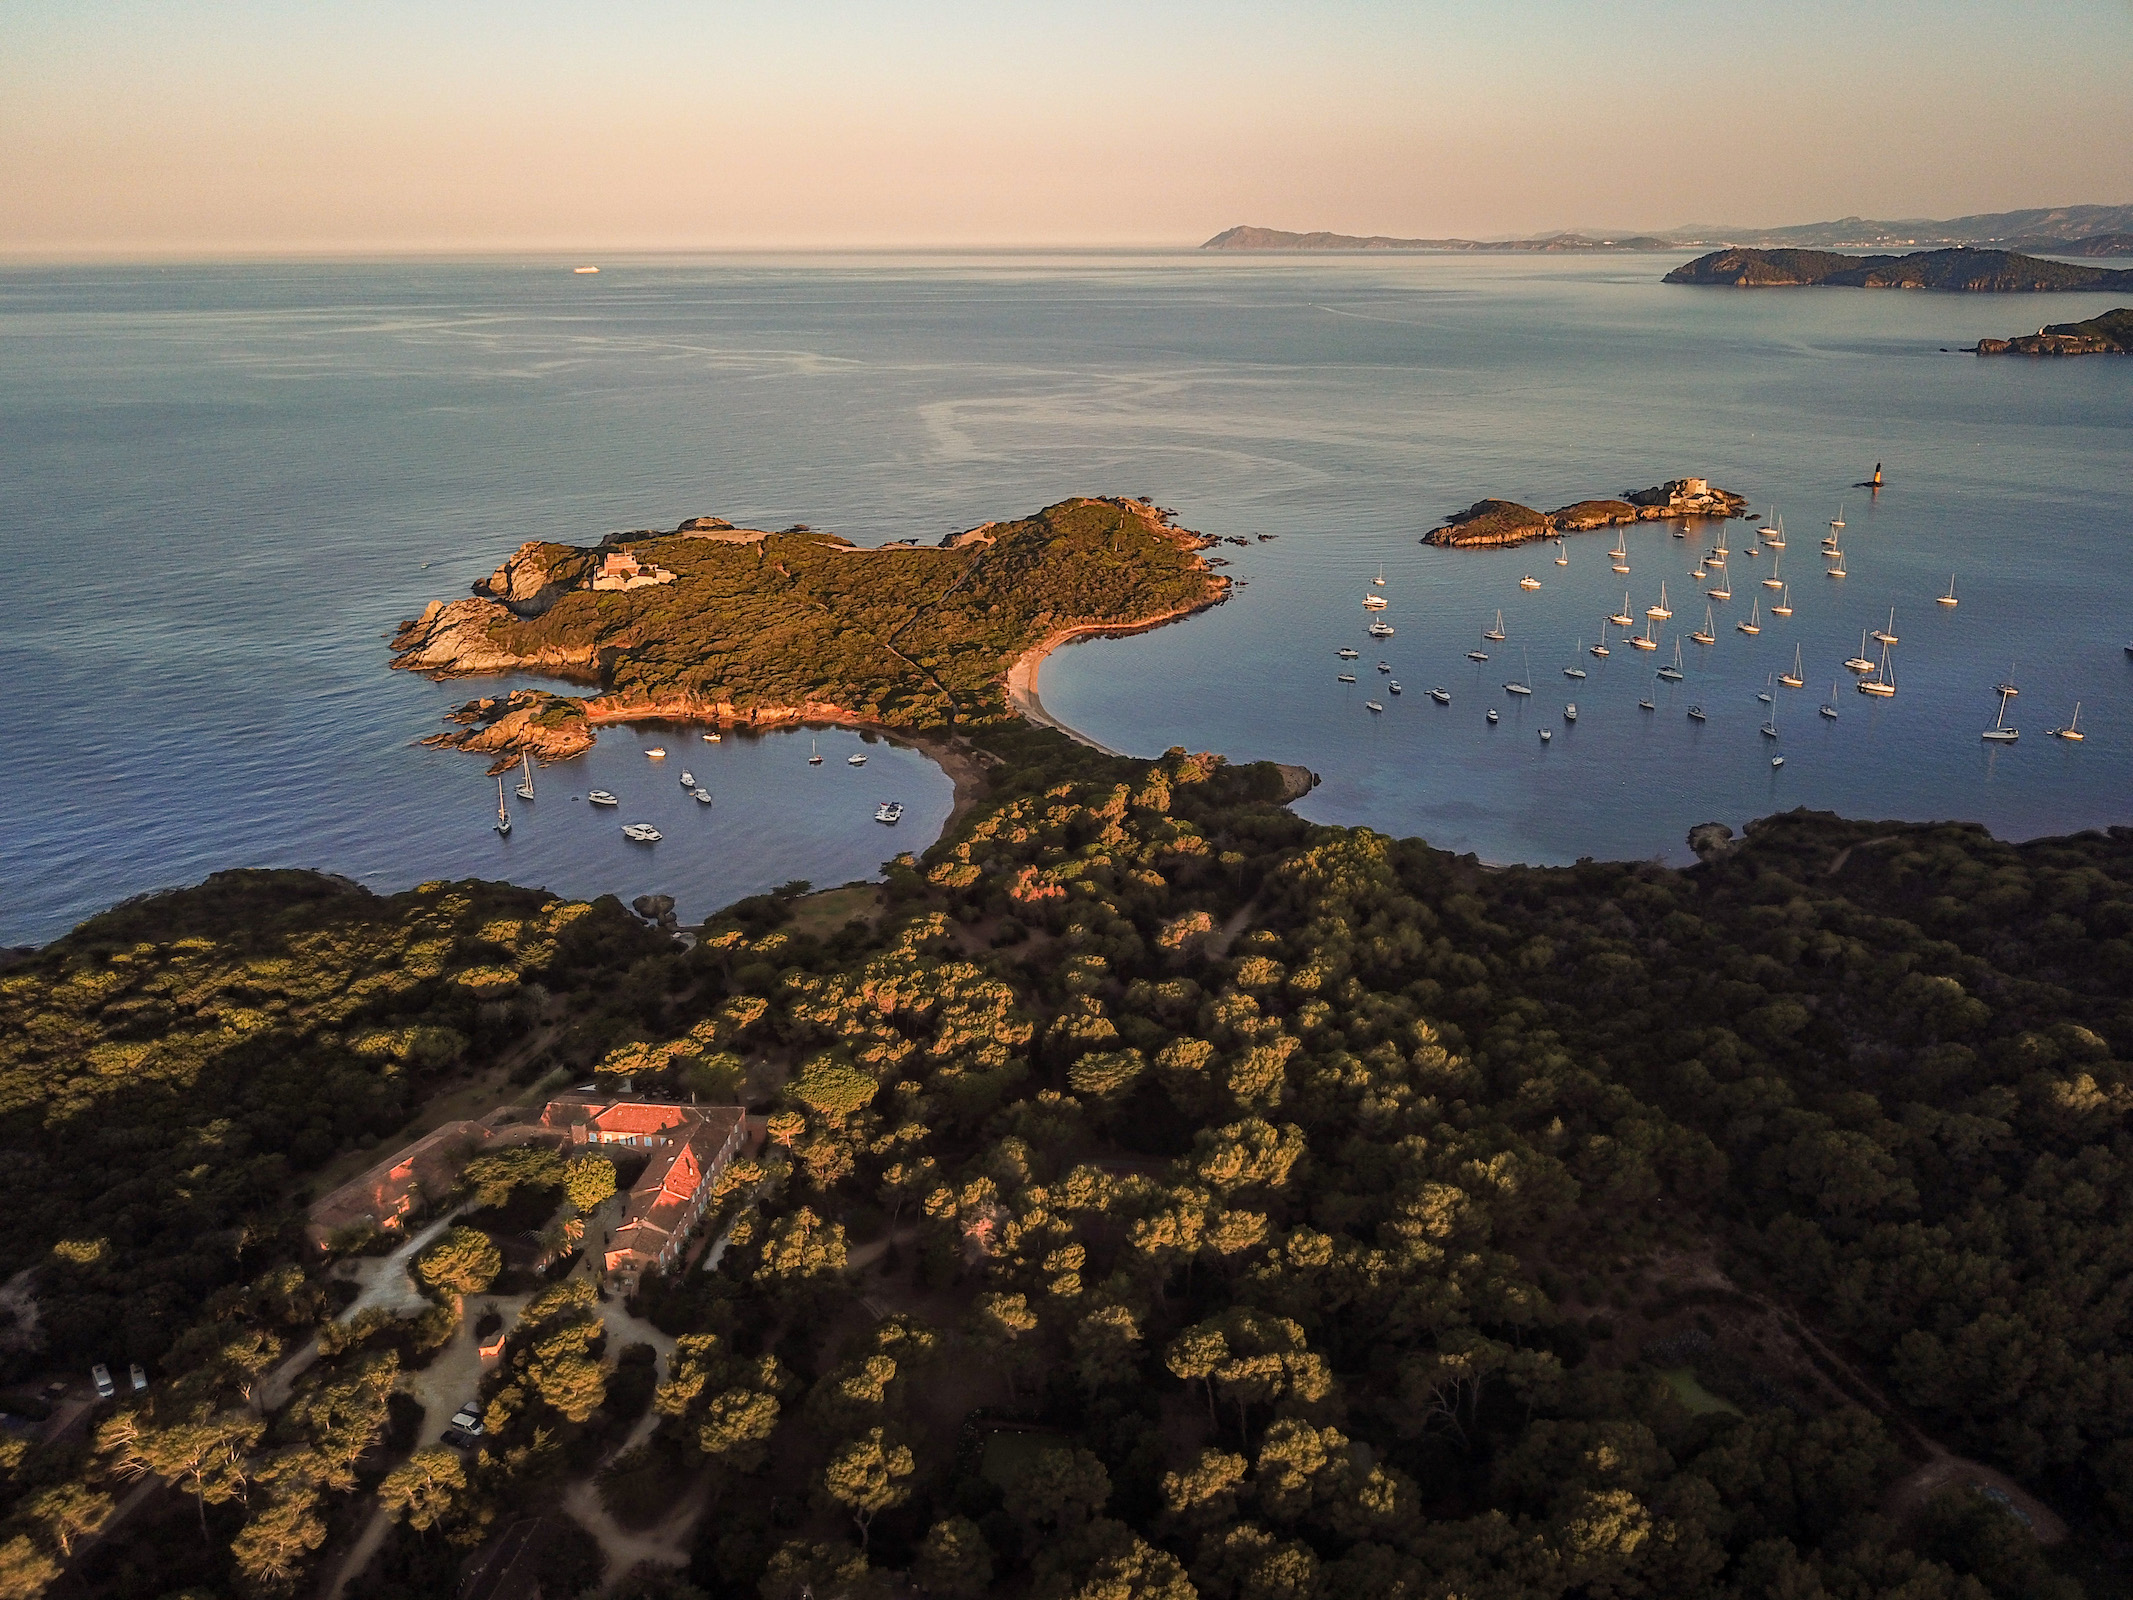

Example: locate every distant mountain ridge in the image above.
[1201,204,2133,256]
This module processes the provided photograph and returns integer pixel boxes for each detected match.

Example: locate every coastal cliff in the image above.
[1976,307,2133,355]
[1665,246,2133,292]
[1424,479,1747,548]
[396,497,1229,763]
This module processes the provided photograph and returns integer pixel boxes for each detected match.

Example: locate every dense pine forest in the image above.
[2,720,2128,1600]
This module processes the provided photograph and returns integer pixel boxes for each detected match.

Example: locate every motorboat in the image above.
[1687,705,1706,721]
[702,731,722,743]
[1564,703,1578,722]
[1368,620,1395,638]
[1520,574,1542,590]
[1429,687,1450,704]
[1337,673,1357,683]
[1485,709,1499,724]
[1467,649,1489,662]
[1772,755,1785,768]
[876,801,905,824]
[693,788,713,804]
[1538,728,1552,743]
[848,753,867,765]
[1377,660,1393,673]
[588,790,619,807]
[1363,593,1389,610]
[1366,700,1384,713]
[621,823,662,843]
[1338,647,1361,659]
[1639,695,1656,711]
[679,770,696,787]
[645,747,667,759]
[1388,682,1402,695]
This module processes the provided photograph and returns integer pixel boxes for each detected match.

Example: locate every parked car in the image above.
[449,1403,484,1437]
[91,1364,114,1401]
[129,1364,148,1392]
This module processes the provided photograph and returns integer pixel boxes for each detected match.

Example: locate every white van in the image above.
[91,1364,115,1400]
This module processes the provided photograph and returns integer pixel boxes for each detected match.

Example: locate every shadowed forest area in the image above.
[1,718,2128,1600]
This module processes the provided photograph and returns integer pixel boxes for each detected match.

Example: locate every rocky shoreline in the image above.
[1425,478,1747,548]
[1975,307,2132,356]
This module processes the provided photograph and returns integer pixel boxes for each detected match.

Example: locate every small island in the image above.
[1665,246,2133,292]
[1423,477,1747,548]
[393,496,1230,769]
[1976,307,2133,355]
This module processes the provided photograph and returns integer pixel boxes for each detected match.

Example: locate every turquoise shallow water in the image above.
[2,254,2127,943]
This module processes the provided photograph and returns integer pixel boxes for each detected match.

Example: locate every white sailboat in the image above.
[2050,703,2084,742]
[1608,594,1634,628]
[1630,621,1659,651]
[1938,575,1958,608]
[1505,646,1534,696]
[1736,599,1761,635]
[1554,539,1568,567]
[493,775,511,837]
[1829,502,1846,532]
[1372,564,1386,587]
[1771,584,1793,618]
[1762,551,1784,589]
[1981,687,2018,743]
[1590,625,1611,658]
[1779,643,1805,688]
[1658,639,1685,681]
[1690,604,1716,646]
[1995,662,2019,697]
[1845,630,1876,673]
[1765,512,1786,548]
[1646,582,1672,620]
[1564,642,1587,679]
[1872,608,1899,645]
[1858,641,1897,697]
[1485,609,1507,642]
[515,751,535,801]
[1707,563,1733,602]
[809,737,823,765]
[1820,679,1840,719]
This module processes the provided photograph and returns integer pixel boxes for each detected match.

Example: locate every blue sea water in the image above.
[2,254,2128,945]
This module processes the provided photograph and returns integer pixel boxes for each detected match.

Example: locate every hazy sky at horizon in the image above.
[6,0,2131,255]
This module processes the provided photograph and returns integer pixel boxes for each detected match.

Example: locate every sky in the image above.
[4,0,2130,255]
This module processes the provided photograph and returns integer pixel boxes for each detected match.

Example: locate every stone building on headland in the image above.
[589,550,676,591]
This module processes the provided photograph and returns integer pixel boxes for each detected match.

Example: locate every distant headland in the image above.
[1202,204,2133,257]
[1975,307,2133,355]
[1424,478,1747,548]
[392,497,1230,770]
[1664,247,2133,292]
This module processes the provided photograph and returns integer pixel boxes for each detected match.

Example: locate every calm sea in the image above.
[3,254,2127,944]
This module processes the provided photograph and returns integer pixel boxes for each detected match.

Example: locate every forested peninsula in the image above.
[5,492,2132,1600]
[391,497,1228,771]
[1665,247,2133,292]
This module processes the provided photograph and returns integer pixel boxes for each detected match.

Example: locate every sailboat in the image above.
[1646,583,1672,620]
[1845,631,1876,672]
[1690,605,1716,646]
[1829,502,1846,532]
[1608,528,1629,571]
[1872,608,1899,645]
[1765,512,1785,548]
[515,751,535,801]
[1372,564,1386,587]
[1630,622,1659,651]
[1590,625,1611,658]
[1686,703,1706,721]
[1981,687,2019,743]
[1938,575,1958,608]
[1779,644,1805,688]
[1820,680,1840,719]
[1736,599,1761,636]
[1554,539,1568,567]
[1771,584,1793,618]
[1505,647,1534,696]
[1762,551,1784,589]
[1995,662,2019,697]
[493,776,512,837]
[1826,549,1846,578]
[1608,594,1634,628]
[1858,641,1897,697]
[1564,642,1587,680]
[1707,563,1733,602]
[809,738,823,765]
[1484,609,1507,641]
[1713,532,1730,558]
[1757,673,1775,704]
[2050,703,2084,742]
[1761,704,1780,739]
[1658,639,1685,681]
